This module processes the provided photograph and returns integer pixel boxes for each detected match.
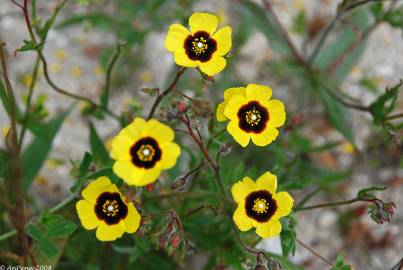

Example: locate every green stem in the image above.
[18,56,40,153]
[147,67,186,120]
[294,198,359,211]
[102,42,125,110]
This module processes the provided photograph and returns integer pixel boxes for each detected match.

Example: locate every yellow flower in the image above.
[221,84,286,147]
[111,118,181,186]
[165,12,232,76]
[76,176,141,241]
[231,171,294,238]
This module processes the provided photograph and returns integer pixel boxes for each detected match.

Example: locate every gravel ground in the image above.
[0,0,402,269]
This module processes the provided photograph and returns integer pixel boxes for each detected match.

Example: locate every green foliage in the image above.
[369,81,402,124]
[16,39,43,53]
[291,11,307,34]
[89,122,111,166]
[330,255,352,270]
[21,109,71,191]
[26,223,58,259]
[280,212,297,256]
[317,85,354,141]
[356,186,386,200]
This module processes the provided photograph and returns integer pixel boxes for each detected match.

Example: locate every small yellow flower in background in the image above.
[76,176,141,241]
[231,171,293,238]
[140,70,153,83]
[93,65,104,76]
[54,49,66,62]
[50,63,62,74]
[111,118,181,186]
[341,142,355,154]
[218,84,286,147]
[2,127,10,138]
[165,12,232,76]
[71,66,83,78]
[22,74,33,87]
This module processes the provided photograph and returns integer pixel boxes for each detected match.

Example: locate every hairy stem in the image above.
[147,67,186,120]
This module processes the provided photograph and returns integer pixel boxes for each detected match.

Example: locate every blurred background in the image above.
[0,0,402,269]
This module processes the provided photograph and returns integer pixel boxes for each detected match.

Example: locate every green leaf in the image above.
[357,186,386,200]
[330,255,352,270]
[291,11,307,34]
[317,86,354,141]
[0,148,8,178]
[57,13,115,30]
[79,151,93,176]
[369,81,402,124]
[314,9,370,80]
[21,109,71,191]
[37,238,58,259]
[76,0,89,5]
[26,223,45,240]
[0,79,22,120]
[238,0,293,57]
[280,212,297,256]
[26,224,58,259]
[89,122,111,166]
[383,6,403,29]
[16,39,43,53]
[47,220,78,238]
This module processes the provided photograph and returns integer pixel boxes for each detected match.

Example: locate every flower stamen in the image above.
[245,108,262,126]
[136,144,155,162]
[252,198,269,214]
[102,199,119,217]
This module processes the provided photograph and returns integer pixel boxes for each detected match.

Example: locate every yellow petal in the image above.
[159,142,181,169]
[233,206,253,231]
[113,161,144,186]
[216,102,228,122]
[224,94,246,120]
[146,119,174,143]
[96,222,126,241]
[246,84,272,101]
[124,203,141,233]
[110,135,132,161]
[174,50,198,67]
[76,200,100,230]
[217,87,246,122]
[256,171,277,194]
[199,56,226,76]
[136,166,162,186]
[250,126,279,146]
[81,177,119,203]
[267,99,286,128]
[223,87,246,101]
[255,219,282,238]
[189,12,218,35]
[231,176,256,203]
[227,120,250,147]
[165,24,190,52]
[212,26,232,56]
[273,192,294,218]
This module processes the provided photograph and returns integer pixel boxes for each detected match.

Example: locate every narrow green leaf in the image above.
[280,212,297,256]
[238,0,293,57]
[357,186,386,200]
[89,122,111,166]
[369,81,402,124]
[330,255,352,270]
[314,9,370,80]
[79,151,93,176]
[21,109,71,191]
[317,86,354,141]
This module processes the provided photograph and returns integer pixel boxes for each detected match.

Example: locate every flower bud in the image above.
[171,233,181,248]
[171,175,189,191]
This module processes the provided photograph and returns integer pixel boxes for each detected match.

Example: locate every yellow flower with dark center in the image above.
[111,118,181,186]
[76,176,141,241]
[231,171,294,238]
[165,12,232,76]
[221,84,286,147]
